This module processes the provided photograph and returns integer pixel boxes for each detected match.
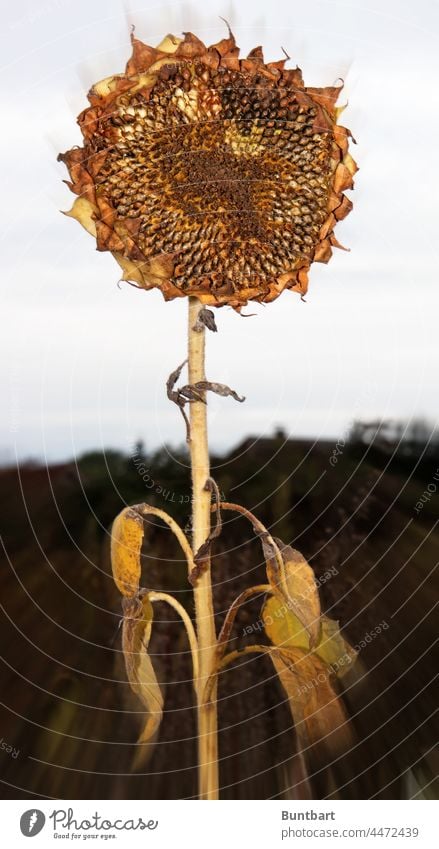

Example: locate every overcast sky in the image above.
[1,0,438,463]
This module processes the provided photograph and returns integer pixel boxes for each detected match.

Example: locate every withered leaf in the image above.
[269,647,353,754]
[122,593,164,766]
[111,507,144,597]
[192,307,218,333]
[269,539,321,647]
[190,478,222,585]
[262,597,357,680]
[190,381,245,403]
[315,616,357,679]
[262,595,310,651]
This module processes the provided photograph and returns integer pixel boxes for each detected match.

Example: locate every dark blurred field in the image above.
[0,432,438,799]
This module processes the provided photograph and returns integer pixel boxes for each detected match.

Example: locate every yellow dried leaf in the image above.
[271,539,321,647]
[315,616,357,678]
[269,647,353,754]
[262,595,310,651]
[111,507,144,597]
[122,593,164,767]
[263,593,357,680]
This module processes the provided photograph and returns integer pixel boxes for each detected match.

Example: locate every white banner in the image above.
[0,800,435,848]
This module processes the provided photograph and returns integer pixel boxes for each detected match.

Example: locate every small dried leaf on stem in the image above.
[188,381,245,403]
[192,307,218,333]
[190,477,223,586]
[167,360,245,442]
[166,359,191,441]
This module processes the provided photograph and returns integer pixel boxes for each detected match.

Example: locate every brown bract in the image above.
[58,28,357,309]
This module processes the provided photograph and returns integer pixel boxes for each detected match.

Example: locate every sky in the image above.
[1,0,438,463]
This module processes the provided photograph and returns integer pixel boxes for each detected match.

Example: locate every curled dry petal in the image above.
[58,27,357,309]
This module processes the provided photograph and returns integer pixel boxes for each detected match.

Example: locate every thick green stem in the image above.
[188,297,219,800]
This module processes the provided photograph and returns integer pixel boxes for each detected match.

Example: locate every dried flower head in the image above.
[58,27,357,309]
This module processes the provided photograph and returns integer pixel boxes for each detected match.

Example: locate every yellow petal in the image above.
[92,74,122,98]
[62,197,97,237]
[112,252,147,286]
[335,103,347,121]
[343,151,359,176]
[156,33,182,54]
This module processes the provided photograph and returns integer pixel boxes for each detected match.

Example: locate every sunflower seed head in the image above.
[58,29,357,309]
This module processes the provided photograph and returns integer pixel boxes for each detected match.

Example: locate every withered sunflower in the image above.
[58,27,357,310]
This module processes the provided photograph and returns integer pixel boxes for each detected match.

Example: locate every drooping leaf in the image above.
[268,539,321,647]
[262,597,357,680]
[262,595,310,651]
[111,507,144,597]
[122,592,164,767]
[269,647,353,754]
[315,616,357,679]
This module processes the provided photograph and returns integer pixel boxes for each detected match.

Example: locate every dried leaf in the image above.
[190,478,222,585]
[191,381,245,403]
[315,616,357,678]
[262,595,309,650]
[122,593,164,766]
[111,507,144,597]
[269,647,353,754]
[192,307,218,333]
[166,359,191,441]
[263,596,357,680]
[177,384,207,403]
[269,539,321,647]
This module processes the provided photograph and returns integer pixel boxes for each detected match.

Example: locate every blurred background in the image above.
[0,0,438,799]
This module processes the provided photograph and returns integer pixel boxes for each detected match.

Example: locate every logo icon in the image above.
[20,810,46,837]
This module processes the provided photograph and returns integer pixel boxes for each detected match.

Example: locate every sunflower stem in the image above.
[188,296,219,800]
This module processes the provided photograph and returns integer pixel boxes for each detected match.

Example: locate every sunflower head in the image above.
[58,27,357,309]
